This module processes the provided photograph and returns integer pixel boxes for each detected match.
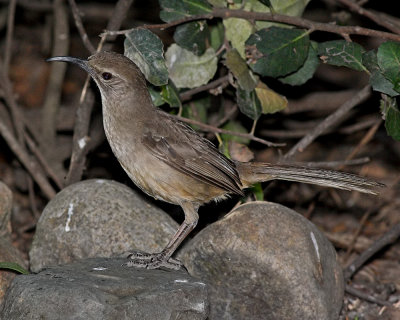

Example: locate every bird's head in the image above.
[47,51,147,99]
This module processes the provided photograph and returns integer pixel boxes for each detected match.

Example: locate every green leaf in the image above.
[318,40,367,72]
[363,50,399,97]
[161,82,182,108]
[236,87,262,120]
[377,41,400,92]
[221,120,250,144]
[210,22,225,51]
[381,96,400,140]
[223,18,254,59]
[182,97,209,130]
[279,41,319,85]
[245,27,310,77]
[174,21,209,56]
[259,0,272,7]
[0,262,29,274]
[159,0,212,22]
[124,28,169,86]
[207,0,226,7]
[165,44,218,89]
[225,49,257,91]
[267,0,310,16]
[148,86,164,107]
[250,182,264,201]
[255,82,288,114]
[250,0,311,30]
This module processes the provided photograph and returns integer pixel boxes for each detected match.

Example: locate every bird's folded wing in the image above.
[141,114,243,196]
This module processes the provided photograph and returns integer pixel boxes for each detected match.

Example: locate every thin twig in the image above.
[344,222,400,281]
[339,116,381,135]
[23,131,64,190]
[4,0,17,75]
[180,75,230,102]
[336,0,400,35]
[341,119,382,167]
[283,85,371,160]
[65,90,95,185]
[102,8,400,42]
[261,117,379,138]
[0,61,61,196]
[285,90,358,114]
[0,0,52,11]
[345,285,392,307]
[213,104,238,128]
[68,0,96,54]
[0,118,56,200]
[343,208,373,264]
[174,115,284,147]
[0,59,25,142]
[41,0,69,148]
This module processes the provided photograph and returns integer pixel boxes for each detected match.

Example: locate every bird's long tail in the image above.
[235,162,384,195]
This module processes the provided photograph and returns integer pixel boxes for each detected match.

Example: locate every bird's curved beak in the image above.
[47,56,92,75]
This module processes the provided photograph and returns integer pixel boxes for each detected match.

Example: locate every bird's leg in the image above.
[126,202,199,270]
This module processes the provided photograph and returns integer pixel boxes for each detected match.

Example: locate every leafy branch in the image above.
[103,8,400,42]
[108,0,400,148]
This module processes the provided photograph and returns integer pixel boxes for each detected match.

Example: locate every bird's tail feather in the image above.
[236,162,384,195]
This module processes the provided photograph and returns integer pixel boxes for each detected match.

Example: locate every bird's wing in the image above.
[141,112,243,196]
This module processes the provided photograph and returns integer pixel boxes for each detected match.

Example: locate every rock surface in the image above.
[29,179,179,272]
[0,257,209,320]
[178,201,344,320]
[0,181,27,303]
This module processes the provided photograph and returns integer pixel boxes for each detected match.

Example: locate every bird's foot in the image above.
[125,251,183,270]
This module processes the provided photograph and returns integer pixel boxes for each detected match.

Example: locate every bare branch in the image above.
[102,8,400,42]
[4,0,17,75]
[174,115,285,147]
[68,0,96,54]
[344,222,400,280]
[283,85,371,161]
[0,111,56,200]
[41,0,69,147]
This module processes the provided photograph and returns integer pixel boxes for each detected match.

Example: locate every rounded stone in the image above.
[178,201,344,320]
[29,179,178,272]
[0,181,27,303]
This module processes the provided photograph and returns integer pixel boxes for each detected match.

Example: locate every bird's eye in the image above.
[102,72,112,80]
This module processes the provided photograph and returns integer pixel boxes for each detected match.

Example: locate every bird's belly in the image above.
[119,153,227,205]
[104,123,228,205]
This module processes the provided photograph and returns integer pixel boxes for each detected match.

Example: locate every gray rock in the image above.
[0,181,27,303]
[178,201,344,320]
[0,257,209,320]
[29,179,179,272]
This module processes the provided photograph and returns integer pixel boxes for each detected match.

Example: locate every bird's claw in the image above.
[124,251,183,270]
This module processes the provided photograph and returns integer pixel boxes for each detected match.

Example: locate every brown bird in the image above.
[48,51,383,270]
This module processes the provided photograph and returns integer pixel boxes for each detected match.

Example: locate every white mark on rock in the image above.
[96,179,105,184]
[193,302,205,313]
[310,231,320,261]
[174,279,188,283]
[92,266,107,271]
[78,137,87,149]
[65,203,74,232]
[194,281,206,286]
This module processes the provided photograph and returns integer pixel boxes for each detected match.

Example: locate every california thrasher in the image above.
[48,51,383,270]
